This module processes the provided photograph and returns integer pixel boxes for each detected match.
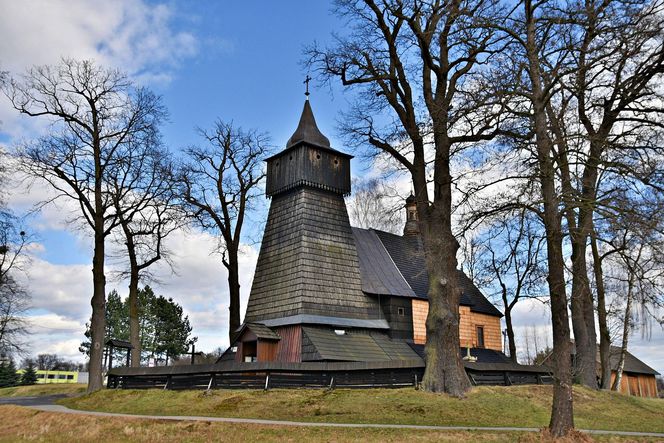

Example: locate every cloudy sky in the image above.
[0,0,662,375]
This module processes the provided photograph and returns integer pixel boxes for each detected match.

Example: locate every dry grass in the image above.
[60,385,664,434]
[0,405,657,443]
[0,383,86,397]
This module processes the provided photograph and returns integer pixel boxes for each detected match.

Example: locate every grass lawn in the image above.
[60,385,664,434]
[0,383,86,397]
[0,405,654,442]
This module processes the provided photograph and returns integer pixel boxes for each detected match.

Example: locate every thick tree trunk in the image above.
[227,247,241,344]
[591,228,611,389]
[88,226,106,392]
[524,1,574,433]
[420,135,470,396]
[128,271,141,367]
[420,213,470,395]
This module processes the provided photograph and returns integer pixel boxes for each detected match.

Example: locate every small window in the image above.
[476,326,485,348]
[316,153,321,159]
[58,374,67,379]
[66,374,74,380]
[397,307,405,316]
[37,374,45,379]
[47,374,55,379]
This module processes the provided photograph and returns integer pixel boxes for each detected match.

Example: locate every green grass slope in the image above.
[60,385,664,433]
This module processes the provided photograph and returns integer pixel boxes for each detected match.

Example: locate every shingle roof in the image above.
[408,343,550,373]
[302,327,421,362]
[238,323,281,341]
[352,228,415,297]
[353,228,503,317]
[609,346,659,375]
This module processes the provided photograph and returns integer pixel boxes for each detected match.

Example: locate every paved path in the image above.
[0,394,68,407]
[3,396,663,439]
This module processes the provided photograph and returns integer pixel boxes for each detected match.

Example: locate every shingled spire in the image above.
[244,100,384,330]
[286,99,331,149]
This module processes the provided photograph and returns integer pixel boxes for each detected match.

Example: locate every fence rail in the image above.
[108,366,552,390]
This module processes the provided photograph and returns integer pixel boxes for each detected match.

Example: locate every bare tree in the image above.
[308,0,509,397]
[347,178,402,234]
[470,210,546,363]
[0,151,30,358]
[178,121,268,342]
[109,144,181,367]
[4,59,167,391]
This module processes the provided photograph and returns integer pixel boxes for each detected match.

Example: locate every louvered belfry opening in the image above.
[244,100,383,330]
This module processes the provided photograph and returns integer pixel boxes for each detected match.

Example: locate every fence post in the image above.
[536,373,542,385]
[414,374,418,389]
[264,374,270,391]
[207,374,215,391]
[164,375,171,390]
[329,376,335,390]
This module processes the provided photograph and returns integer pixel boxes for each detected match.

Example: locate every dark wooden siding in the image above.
[266,144,351,197]
[381,296,413,340]
[274,325,302,362]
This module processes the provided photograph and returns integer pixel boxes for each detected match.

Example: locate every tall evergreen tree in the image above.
[20,361,37,385]
[0,360,19,387]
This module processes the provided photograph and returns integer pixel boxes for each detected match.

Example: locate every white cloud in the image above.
[0,0,198,138]
[18,225,259,360]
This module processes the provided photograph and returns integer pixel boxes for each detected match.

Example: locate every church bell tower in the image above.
[243,99,383,329]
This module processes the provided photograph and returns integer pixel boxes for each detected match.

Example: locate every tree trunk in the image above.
[420,134,470,396]
[524,1,574,433]
[504,307,518,363]
[591,227,611,389]
[128,270,141,367]
[227,246,241,344]
[570,240,598,388]
[612,276,633,392]
[88,225,106,392]
[421,217,470,395]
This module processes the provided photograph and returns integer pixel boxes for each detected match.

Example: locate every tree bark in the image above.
[226,245,241,343]
[88,214,106,391]
[504,305,518,363]
[525,1,574,433]
[128,271,141,367]
[591,226,611,389]
[612,275,634,392]
[421,133,470,396]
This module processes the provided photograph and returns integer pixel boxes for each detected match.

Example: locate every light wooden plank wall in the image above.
[610,372,659,398]
[411,300,502,351]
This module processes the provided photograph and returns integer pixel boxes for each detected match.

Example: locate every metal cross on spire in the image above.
[304,75,312,99]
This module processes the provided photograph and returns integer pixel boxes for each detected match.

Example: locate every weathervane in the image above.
[304,75,312,99]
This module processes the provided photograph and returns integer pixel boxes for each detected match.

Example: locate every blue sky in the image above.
[0,0,662,376]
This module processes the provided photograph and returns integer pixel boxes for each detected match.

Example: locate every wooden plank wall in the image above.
[411,300,502,351]
[257,341,278,362]
[274,325,302,362]
[609,372,659,398]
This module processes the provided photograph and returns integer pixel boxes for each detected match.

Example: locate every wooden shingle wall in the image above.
[245,186,381,323]
[411,300,502,351]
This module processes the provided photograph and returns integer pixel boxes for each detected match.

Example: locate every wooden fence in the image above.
[107,360,552,390]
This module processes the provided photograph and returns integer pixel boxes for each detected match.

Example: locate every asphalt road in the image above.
[0,394,68,407]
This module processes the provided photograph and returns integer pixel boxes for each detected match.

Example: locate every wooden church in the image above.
[225,99,508,365]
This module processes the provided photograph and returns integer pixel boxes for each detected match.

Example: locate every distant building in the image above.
[17,369,87,384]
